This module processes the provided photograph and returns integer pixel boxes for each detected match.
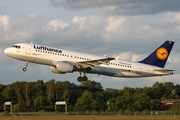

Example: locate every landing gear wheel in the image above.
[23,61,28,72]
[23,67,27,72]
[77,76,88,82]
[77,76,82,82]
[77,71,88,82]
[82,76,88,81]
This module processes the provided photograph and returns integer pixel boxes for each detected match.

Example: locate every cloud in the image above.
[105,17,125,32]
[167,12,180,22]
[95,75,126,82]
[142,74,180,87]
[50,0,180,15]
[72,16,106,31]
[0,49,3,63]
[100,0,180,16]
[49,0,114,9]
[1,12,179,53]
[114,52,145,62]
[0,15,10,31]
[0,14,44,46]
[47,19,69,31]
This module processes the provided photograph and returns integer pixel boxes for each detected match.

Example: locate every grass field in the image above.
[0,115,180,120]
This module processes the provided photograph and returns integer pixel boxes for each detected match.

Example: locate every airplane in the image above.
[4,40,174,82]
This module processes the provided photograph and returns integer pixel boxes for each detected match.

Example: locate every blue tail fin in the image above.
[139,40,174,68]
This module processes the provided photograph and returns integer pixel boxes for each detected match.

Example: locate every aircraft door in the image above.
[25,44,32,55]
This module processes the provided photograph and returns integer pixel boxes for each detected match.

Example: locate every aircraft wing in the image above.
[72,57,115,69]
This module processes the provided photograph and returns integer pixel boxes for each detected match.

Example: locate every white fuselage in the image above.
[4,43,173,78]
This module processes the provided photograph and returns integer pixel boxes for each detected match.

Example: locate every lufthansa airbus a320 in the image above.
[4,41,174,82]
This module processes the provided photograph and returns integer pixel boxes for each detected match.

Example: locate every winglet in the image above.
[139,40,174,68]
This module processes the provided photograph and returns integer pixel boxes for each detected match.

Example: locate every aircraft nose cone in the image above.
[4,48,11,55]
[4,48,8,54]
[4,48,16,58]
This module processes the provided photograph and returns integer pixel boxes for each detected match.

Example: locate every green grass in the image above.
[0,115,180,120]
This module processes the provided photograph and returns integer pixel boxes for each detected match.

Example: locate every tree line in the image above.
[0,79,180,114]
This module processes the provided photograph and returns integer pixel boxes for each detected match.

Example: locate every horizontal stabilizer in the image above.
[152,69,174,73]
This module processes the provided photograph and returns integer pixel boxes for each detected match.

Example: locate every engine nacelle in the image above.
[56,61,74,73]
[51,66,62,74]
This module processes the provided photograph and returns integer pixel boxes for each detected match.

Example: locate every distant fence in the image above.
[0,112,68,116]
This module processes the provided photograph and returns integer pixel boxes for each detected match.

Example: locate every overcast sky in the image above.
[0,0,180,89]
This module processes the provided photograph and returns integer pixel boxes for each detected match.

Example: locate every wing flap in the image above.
[75,57,115,69]
[53,57,115,69]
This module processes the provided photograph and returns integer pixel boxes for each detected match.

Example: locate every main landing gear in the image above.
[23,61,28,72]
[77,72,88,82]
[77,76,88,82]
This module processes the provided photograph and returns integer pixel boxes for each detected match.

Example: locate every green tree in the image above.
[2,84,17,103]
[46,79,56,108]
[0,84,6,112]
[74,90,93,113]
[0,80,180,113]
[169,101,180,113]
[81,80,103,92]
[33,80,47,111]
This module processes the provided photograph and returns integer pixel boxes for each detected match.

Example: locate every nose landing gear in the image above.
[23,61,28,72]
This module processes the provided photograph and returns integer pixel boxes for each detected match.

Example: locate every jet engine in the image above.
[51,66,61,74]
[51,61,74,74]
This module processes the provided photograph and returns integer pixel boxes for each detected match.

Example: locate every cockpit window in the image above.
[12,45,21,49]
